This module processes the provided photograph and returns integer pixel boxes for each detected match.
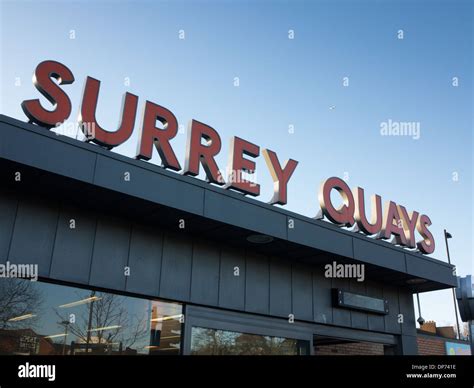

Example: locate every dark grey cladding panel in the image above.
[269,258,292,318]
[349,279,369,330]
[291,264,313,321]
[353,237,406,272]
[383,285,401,334]
[0,191,18,263]
[160,233,193,301]
[190,241,220,306]
[245,253,270,315]
[405,253,456,287]
[399,334,419,355]
[313,270,333,325]
[8,198,59,277]
[89,217,131,291]
[288,219,353,258]
[125,225,163,296]
[204,191,287,239]
[331,278,351,327]
[366,281,385,332]
[218,248,245,310]
[0,120,96,183]
[93,155,204,216]
[50,207,96,285]
[398,290,417,336]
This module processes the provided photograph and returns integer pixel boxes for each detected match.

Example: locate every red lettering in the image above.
[79,76,138,148]
[21,60,75,128]
[184,120,224,185]
[136,101,181,171]
[226,137,260,196]
[318,177,355,227]
[262,149,298,205]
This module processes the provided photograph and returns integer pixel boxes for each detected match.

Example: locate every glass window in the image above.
[0,278,182,355]
[190,326,310,355]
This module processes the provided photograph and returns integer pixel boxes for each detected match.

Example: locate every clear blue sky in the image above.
[1,0,472,329]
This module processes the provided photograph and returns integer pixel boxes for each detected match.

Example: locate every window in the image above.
[190,326,310,355]
[0,278,182,355]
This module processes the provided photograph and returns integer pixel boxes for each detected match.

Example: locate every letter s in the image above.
[21,60,75,128]
[416,214,435,254]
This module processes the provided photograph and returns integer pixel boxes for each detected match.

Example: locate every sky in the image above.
[0,0,472,330]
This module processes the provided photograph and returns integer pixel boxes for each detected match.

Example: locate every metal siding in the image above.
[383,285,402,334]
[0,120,96,183]
[204,191,287,239]
[245,253,270,315]
[190,241,220,306]
[89,216,130,291]
[125,225,163,296]
[353,237,407,273]
[8,198,58,277]
[50,207,96,284]
[159,232,193,301]
[312,270,333,325]
[366,280,385,332]
[398,290,417,336]
[0,191,18,263]
[405,253,456,286]
[331,277,352,327]
[218,248,246,310]
[93,155,205,216]
[291,264,313,321]
[288,219,353,258]
[269,257,292,318]
[349,278,369,330]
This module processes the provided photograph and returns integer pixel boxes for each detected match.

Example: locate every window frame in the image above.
[183,305,314,355]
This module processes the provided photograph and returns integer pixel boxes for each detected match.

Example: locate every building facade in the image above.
[0,114,457,355]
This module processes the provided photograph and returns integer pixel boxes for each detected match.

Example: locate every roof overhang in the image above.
[0,114,457,293]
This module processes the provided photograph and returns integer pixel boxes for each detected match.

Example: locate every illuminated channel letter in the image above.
[21,60,75,128]
[353,187,382,235]
[79,76,138,148]
[262,149,298,205]
[184,120,225,185]
[397,205,419,249]
[378,201,408,245]
[226,137,260,196]
[318,177,355,227]
[136,101,181,171]
[416,214,435,254]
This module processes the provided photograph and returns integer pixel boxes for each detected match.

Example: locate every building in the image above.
[0,114,459,355]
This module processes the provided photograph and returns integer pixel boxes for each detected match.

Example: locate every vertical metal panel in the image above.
[8,198,59,277]
[159,232,193,301]
[398,290,417,336]
[0,191,18,263]
[398,334,419,355]
[331,277,351,327]
[190,241,220,306]
[313,269,333,325]
[245,253,270,315]
[269,257,292,318]
[291,264,313,321]
[89,216,130,291]
[218,248,245,310]
[125,224,163,296]
[50,206,96,285]
[349,278,368,330]
[383,285,402,334]
[366,280,385,332]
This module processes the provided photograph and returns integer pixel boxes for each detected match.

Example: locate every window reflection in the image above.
[0,278,182,355]
[190,326,309,355]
